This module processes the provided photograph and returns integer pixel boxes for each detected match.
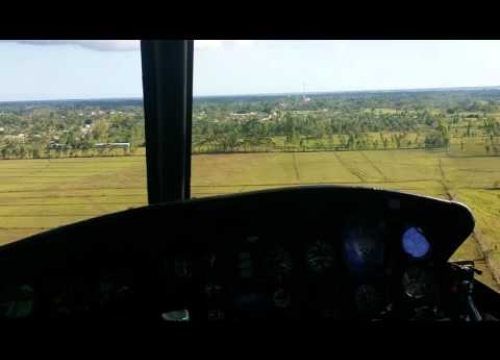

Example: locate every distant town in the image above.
[1,87,500,159]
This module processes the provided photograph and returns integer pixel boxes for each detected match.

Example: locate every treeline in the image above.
[193,88,500,114]
[2,88,500,159]
[0,142,137,160]
[0,104,145,160]
[191,89,500,154]
[192,110,455,152]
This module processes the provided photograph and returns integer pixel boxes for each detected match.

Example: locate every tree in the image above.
[92,120,109,142]
[18,145,26,159]
[424,131,447,148]
[466,121,472,137]
[383,138,389,149]
[437,119,450,148]
[1,148,7,159]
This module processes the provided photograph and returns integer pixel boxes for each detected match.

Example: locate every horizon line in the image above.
[2,84,500,104]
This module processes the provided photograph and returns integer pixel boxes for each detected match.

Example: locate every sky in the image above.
[1,40,500,101]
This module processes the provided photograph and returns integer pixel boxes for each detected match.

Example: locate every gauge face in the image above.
[402,267,433,299]
[402,227,430,259]
[204,282,223,298]
[267,246,293,278]
[306,240,335,274]
[99,269,134,311]
[0,285,35,319]
[100,282,129,302]
[99,281,133,309]
[49,279,92,317]
[207,309,225,321]
[343,227,384,274]
[273,288,291,309]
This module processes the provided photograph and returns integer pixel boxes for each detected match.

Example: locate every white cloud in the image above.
[78,40,139,51]
[1,40,139,51]
[1,40,254,52]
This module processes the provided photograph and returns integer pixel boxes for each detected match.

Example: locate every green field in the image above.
[0,149,499,290]
[0,156,148,243]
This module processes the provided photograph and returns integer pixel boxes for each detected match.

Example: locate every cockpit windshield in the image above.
[0,40,499,294]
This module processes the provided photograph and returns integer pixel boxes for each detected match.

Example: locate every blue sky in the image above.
[1,40,500,101]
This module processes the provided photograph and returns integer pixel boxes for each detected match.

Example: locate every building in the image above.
[94,142,130,150]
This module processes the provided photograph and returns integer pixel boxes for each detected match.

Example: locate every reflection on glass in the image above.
[162,309,190,322]
[402,227,430,259]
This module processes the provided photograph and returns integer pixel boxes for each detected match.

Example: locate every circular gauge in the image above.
[207,309,225,321]
[343,227,384,274]
[98,268,135,314]
[99,280,133,309]
[204,282,223,298]
[402,227,430,259]
[306,240,335,274]
[402,266,433,299]
[354,284,383,314]
[273,288,291,309]
[267,246,293,278]
[0,284,35,319]
[51,281,92,317]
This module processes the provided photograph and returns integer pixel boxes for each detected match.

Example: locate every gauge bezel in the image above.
[401,226,432,260]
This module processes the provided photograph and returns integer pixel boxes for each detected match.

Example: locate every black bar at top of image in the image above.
[140,40,194,204]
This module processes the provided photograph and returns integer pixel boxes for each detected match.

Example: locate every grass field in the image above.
[0,156,148,242]
[0,149,499,290]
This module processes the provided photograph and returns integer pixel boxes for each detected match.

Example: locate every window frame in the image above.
[140,40,194,204]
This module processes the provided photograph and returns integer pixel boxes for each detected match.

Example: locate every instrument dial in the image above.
[306,240,335,275]
[402,266,433,299]
[267,246,293,279]
[402,227,431,259]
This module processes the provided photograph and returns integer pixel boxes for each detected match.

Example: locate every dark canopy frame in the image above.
[140,40,194,204]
